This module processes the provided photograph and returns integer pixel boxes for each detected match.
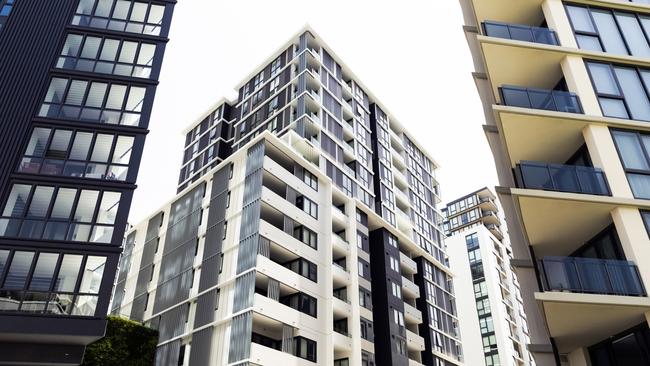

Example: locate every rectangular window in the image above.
[0,251,104,316]
[293,225,317,250]
[612,129,650,199]
[301,169,318,191]
[39,77,147,126]
[73,0,166,36]
[0,184,121,243]
[587,61,650,121]
[57,33,156,78]
[295,196,318,219]
[18,127,134,181]
[566,4,650,57]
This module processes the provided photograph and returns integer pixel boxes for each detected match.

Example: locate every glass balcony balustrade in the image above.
[500,86,583,113]
[483,21,559,46]
[515,161,610,196]
[540,256,645,296]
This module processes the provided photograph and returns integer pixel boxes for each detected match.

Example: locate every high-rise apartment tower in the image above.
[111,27,464,366]
[0,0,175,364]
[444,188,533,366]
[461,0,650,364]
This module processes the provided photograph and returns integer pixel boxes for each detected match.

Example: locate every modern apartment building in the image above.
[111,27,464,366]
[461,0,650,365]
[444,188,533,366]
[0,0,175,364]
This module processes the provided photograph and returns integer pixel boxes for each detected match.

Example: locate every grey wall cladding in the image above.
[153,183,205,314]
[130,212,164,321]
[111,231,137,314]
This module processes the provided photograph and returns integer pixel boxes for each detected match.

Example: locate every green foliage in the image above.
[82,316,158,366]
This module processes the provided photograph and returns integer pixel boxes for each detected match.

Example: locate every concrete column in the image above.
[612,207,650,288]
[567,347,590,366]
[582,124,633,199]
[543,0,578,48]
[561,55,601,116]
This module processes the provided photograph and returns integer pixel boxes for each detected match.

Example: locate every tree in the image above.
[82,316,158,366]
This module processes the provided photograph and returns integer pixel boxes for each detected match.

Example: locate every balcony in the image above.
[540,257,645,297]
[500,86,582,114]
[402,276,420,299]
[515,161,610,196]
[483,21,558,46]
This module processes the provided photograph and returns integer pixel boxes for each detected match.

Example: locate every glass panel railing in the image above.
[500,86,583,113]
[483,21,559,46]
[540,256,645,296]
[515,161,610,195]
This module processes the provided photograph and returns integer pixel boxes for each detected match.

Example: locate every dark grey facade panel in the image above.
[153,184,204,313]
[153,268,193,314]
[369,228,408,366]
[188,327,214,366]
[154,339,181,366]
[198,247,221,291]
[158,303,189,342]
[130,292,148,322]
[193,288,219,328]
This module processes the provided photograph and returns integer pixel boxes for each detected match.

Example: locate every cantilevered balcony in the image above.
[500,86,582,114]
[483,21,558,46]
[540,257,645,297]
[515,161,610,196]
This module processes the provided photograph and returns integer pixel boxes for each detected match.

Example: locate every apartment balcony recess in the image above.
[249,313,317,364]
[399,252,417,275]
[332,233,349,258]
[465,0,545,26]
[483,21,558,46]
[333,330,352,353]
[396,208,414,232]
[500,86,582,114]
[332,205,347,225]
[480,210,501,225]
[332,263,351,288]
[515,161,610,196]
[540,256,645,297]
[403,302,423,325]
[402,276,420,299]
[393,167,409,190]
[478,195,498,212]
[486,223,504,240]
[405,329,426,352]
[535,286,650,354]
[333,296,352,319]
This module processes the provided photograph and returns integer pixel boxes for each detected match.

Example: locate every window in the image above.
[39,77,147,126]
[270,57,282,76]
[482,334,498,353]
[389,256,399,272]
[0,184,121,243]
[18,127,134,181]
[395,337,407,356]
[479,316,494,334]
[73,0,166,36]
[0,251,105,316]
[57,33,156,78]
[566,4,650,57]
[293,225,317,249]
[295,196,317,218]
[612,130,650,199]
[393,309,404,327]
[285,258,317,282]
[301,169,318,190]
[293,336,316,362]
[476,298,491,316]
[360,318,373,341]
[280,292,317,317]
[359,288,371,309]
[253,71,264,90]
[391,281,402,299]
[269,77,280,93]
[0,0,15,32]
[587,62,650,121]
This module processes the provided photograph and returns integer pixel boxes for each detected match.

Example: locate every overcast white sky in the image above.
[129,0,498,223]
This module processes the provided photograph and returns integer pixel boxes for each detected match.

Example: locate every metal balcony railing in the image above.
[540,256,645,296]
[483,21,559,46]
[500,86,583,113]
[515,161,610,196]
